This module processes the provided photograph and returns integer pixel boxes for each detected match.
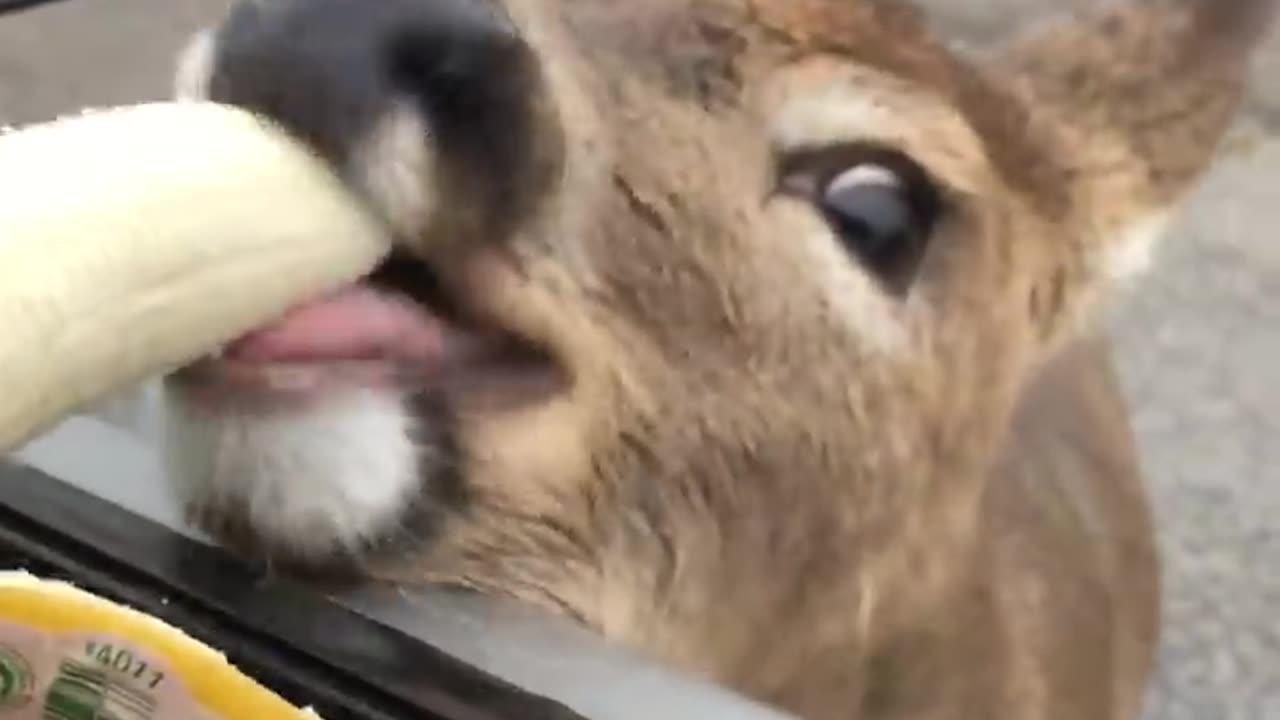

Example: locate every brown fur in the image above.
[179,1,1274,718]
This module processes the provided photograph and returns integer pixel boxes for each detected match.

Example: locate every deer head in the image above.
[163,1,1273,717]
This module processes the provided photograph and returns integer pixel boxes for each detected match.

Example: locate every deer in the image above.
[158,0,1275,718]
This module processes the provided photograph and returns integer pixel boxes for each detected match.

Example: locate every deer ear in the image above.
[997,0,1274,281]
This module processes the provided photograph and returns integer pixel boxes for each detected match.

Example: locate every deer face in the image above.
[163,0,1270,713]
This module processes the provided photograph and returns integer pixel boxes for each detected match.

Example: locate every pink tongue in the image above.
[225,285,444,364]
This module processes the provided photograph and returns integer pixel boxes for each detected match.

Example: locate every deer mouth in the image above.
[169,247,563,413]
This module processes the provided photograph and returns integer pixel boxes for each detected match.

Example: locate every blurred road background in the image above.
[1,1,1275,718]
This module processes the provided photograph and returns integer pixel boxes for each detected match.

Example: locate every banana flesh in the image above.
[0,101,390,451]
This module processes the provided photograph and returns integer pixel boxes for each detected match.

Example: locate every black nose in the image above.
[204,0,560,237]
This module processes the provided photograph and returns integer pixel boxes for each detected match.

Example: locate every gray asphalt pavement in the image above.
[1,1,1275,718]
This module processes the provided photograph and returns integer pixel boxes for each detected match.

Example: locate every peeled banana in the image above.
[0,101,391,451]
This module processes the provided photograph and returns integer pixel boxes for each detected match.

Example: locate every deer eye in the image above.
[821,165,917,272]
[780,147,942,294]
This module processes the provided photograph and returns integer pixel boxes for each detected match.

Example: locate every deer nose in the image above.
[205,0,530,166]
[203,0,562,243]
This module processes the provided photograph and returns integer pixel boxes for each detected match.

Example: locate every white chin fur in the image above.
[163,388,422,560]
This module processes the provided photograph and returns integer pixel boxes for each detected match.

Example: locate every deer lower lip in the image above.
[171,359,404,409]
